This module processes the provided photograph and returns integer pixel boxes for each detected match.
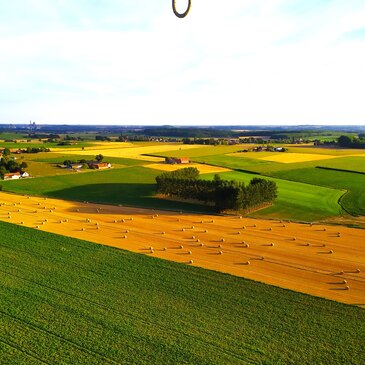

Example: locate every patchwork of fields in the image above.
[1,140,365,363]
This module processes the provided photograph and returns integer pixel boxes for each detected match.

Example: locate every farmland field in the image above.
[0,203,364,364]
[204,171,344,221]
[143,162,230,174]
[272,167,365,216]
[0,192,363,306]
[51,143,208,161]
[1,165,344,221]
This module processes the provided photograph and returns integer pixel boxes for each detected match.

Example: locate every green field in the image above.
[2,165,344,221]
[0,167,212,213]
[272,167,365,216]
[0,220,364,364]
[316,156,365,173]
[204,171,344,221]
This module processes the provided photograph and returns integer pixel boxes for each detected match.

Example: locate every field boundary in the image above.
[316,166,365,175]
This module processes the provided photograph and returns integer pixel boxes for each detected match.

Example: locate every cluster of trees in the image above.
[0,149,27,178]
[156,168,277,212]
[62,154,104,168]
[338,135,365,148]
[23,147,50,153]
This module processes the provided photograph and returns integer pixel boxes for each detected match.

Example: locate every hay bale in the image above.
[221,238,225,242]
[204,230,208,233]
[199,243,204,247]
[270,243,274,246]
[20,221,24,225]
[189,259,194,264]
[179,245,184,249]
[218,250,223,255]
[192,235,195,239]
[328,250,333,254]
[163,247,167,251]
[188,251,192,255]
[293,237,296,241]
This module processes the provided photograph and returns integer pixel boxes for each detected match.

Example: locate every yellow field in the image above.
[51,143,208,162]
[144,163,231,174]
[258,153,338,164]
[0,192,364,307]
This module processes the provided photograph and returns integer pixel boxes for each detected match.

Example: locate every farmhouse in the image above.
[165,157,190,164]
[88,162,112,169]
[3,172,21,180]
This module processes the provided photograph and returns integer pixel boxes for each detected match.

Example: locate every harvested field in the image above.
[258,153,338,164]
[0,192,364,307]
[144,163,231,174]
[50,144,208,162]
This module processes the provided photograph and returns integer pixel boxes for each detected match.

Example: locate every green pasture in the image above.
[204,171,344,221]
[272,168,365,216]
[33,153,148,167]
[316,156,365,173]
[1,166,211,213]
[0,221,364,364]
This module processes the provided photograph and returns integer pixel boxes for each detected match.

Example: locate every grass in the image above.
[0,220,364,364]
[203,171,344,221]
[33,154,148,166]
[1,163,344,221]
[272,167,365,216]
[1,166,212,213]
[316,156,365,173]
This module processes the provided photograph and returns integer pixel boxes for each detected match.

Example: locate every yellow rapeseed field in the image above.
[259,153,338,164]
[144,163,231,174]
[51,144,207,162]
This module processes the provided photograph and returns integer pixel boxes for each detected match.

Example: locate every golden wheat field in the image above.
[51,144,208,161]
[258,153,338,163]
[0,192,364,307]
[144,163,231,174]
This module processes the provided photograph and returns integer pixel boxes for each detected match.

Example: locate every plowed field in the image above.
[0,192,363,306]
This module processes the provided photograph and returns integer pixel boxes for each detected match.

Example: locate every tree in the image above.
[3,148,10,156]
[95,154,104,162]
[337,135,352,147]
[20,162,28,170]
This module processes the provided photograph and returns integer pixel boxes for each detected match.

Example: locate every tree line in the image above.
[155,167,277,212]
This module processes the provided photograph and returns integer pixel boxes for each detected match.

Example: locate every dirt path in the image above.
[0,192,364,307]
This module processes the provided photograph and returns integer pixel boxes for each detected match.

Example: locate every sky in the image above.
[1,0,365,126]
